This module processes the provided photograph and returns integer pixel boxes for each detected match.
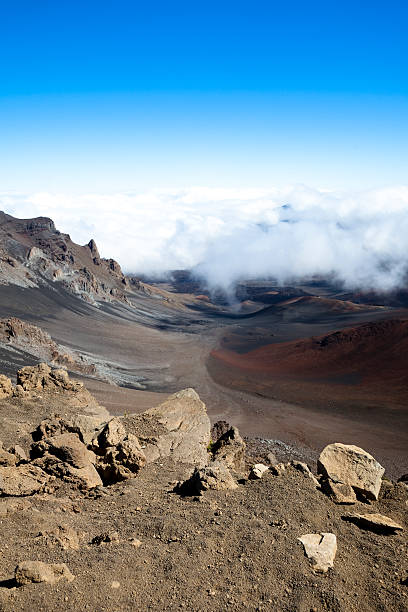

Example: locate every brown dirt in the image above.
[0,454,406,612]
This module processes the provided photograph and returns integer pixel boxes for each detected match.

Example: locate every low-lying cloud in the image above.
[1,185,408,293]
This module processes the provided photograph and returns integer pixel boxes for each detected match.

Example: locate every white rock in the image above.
[249,463,269,480]
[318,443,384,500]
[298,532,337,572]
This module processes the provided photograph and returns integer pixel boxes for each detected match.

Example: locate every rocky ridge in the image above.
[0,364,405,610]
[0,317,97,376]
[0,211,130,305]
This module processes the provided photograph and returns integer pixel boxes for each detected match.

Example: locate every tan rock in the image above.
[13,384,26,398]
[36,433,96,468]
[318,443,384,500]
[270,462,287,476]
[249,464,269,480]
[69,414,107,445]
[322,478,357,504]
[298,532,337,572]
[17,362,51,390]
[0,464,48,496]
[15,561,74,585]
[0,498,32,517]
[8,444,28,463]
[35,414,106,445]
[266,452,278,466]
[38,525,81,550]
[33,454,102,489]
[291,461,320,487]
[137,389,210,467]
[343,512,404,534]
[0,374,13,398]
[97,434,146,483]
[178,461,237,495]
[93,417,126,451]
[0,443,18,467]
[212,425,246,472]
[16,363,83,393]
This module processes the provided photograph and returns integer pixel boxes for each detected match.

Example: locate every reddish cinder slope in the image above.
[209,318,408,407]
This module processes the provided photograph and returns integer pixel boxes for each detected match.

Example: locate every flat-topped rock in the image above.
[343,512,404,534]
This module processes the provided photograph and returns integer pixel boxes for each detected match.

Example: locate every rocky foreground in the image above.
[0,365,406,611]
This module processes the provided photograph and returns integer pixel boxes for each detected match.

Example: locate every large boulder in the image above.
[0,464,48,496]
[125,389,210,467]
[321,478,357,504]
[318,443,385,501]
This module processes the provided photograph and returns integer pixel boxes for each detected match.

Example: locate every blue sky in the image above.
[0,0,407,192]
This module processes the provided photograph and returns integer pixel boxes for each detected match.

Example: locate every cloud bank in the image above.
[1,185,408,293]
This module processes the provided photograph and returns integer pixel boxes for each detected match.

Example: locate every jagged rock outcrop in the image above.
[32,454,102,489]
[0,442,20,467]
[96,433,146,484]
[6,364,110,423]
[0,211,130,305]
[32,414,146,487]
[34,414,107,446]
[0,317,97,375]
[210,420,231,442]
[92,417,126,451]
[318,443,385,501]
[211,424,246,472]
[33,433,97,469]
[17,363,83,392]
[90,418,146,483]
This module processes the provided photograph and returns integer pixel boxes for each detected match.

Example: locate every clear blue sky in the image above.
[0,0,407,192]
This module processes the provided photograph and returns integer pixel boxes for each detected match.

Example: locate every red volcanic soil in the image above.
[208,318,408,410]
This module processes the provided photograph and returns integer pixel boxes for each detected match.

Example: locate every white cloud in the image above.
[1,185,408,292]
